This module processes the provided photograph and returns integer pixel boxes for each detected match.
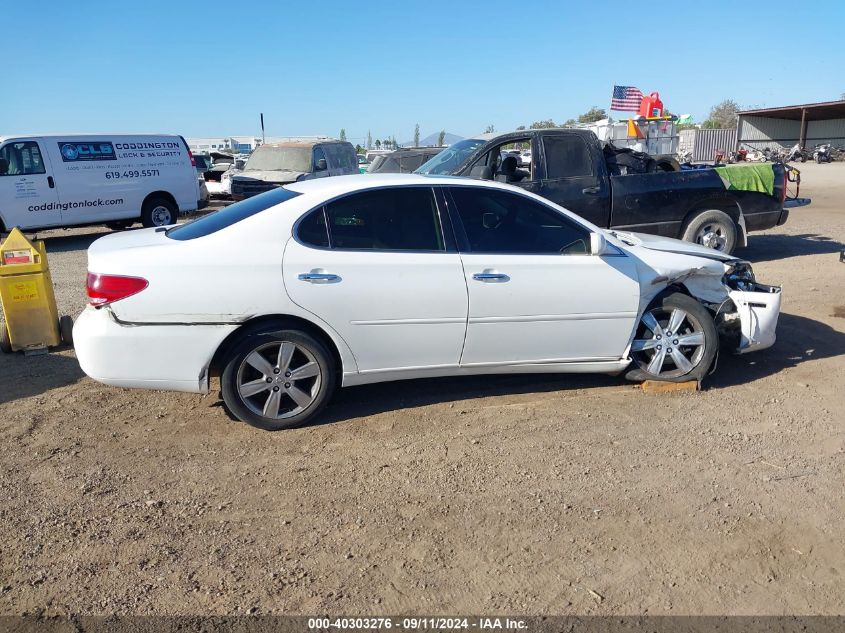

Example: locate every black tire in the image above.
[59,315,74,346]
[221,329,336,431]
[625,292,718,383]
[106,220,134,231]
[141,197,177,228]
[0,323,11,353]
[681,209,737,254]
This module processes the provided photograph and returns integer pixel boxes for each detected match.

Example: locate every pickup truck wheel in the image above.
[626,292,717,383]
[682,209,737,254]
[141,197,177,228]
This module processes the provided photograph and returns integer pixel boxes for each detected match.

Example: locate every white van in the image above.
[0,134,203,232]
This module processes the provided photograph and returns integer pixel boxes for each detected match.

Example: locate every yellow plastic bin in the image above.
[0,228,72,353]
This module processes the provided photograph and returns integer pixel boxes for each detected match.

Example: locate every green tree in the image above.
[484,124,496,133]
[375,139,382,150]
[355,144,363,155]
[529,119,556,129]
[702,99,740,129]
[339,128,347,142]
[367,130,372,149]
[437,130,446,146]
[515,125,526,131]
[577,106,607,123]
[561,118,577,127]
[413,124,420,147]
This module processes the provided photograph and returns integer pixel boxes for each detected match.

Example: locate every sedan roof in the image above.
[284,173,514,197]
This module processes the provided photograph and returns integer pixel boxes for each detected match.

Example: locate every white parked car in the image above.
[74,174,781,431]
[520,149,532,167]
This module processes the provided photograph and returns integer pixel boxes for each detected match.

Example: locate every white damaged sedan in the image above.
[74,174,781,430]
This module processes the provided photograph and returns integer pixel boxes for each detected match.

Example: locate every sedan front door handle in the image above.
[472,270,510,282]
[582,186,600,194]
[298,270,340,284]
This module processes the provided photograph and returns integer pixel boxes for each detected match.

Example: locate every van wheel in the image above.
[681,209,737,254]
[0,323,11,353]
[221,330,336,431]
[141,197,177,228]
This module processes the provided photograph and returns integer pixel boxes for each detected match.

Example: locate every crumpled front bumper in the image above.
[729,283,782,353]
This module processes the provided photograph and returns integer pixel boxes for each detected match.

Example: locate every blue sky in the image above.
[4,0,843,144]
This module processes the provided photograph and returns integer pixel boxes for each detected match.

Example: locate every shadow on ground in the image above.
[320,372,619,425]
[739,233,844,263]
[708,312,845,389]
[0,349,85,404]
[37,229,113,253]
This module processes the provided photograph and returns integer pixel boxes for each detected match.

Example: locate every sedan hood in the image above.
[232,170,305,185]
[610,230,737,263]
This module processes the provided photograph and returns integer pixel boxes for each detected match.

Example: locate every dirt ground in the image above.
[1,167,843,617]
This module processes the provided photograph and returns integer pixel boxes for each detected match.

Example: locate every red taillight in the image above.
[87,273,148,307]
[180,135,196,167]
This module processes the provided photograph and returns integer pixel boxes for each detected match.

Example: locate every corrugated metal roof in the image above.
[738,100,845,120]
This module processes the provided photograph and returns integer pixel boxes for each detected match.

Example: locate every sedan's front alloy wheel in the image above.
[221,329,335,430]
[627,292,717,383]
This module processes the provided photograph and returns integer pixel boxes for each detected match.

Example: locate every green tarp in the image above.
[713,163,775,196]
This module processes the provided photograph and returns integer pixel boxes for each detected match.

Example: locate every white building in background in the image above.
[187,135,335,155]
[186,136,262,155]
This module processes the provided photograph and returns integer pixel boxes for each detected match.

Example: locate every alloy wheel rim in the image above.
[151,206,172,226]
[236,341,322,419]
[696,223,727,250]
[631,307,706,379]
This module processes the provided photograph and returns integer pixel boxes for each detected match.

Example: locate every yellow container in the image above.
[0,228,61,352]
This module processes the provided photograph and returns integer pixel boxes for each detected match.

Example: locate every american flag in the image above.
[611,85,644,112]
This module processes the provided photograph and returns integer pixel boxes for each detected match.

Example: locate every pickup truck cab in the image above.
[416,129,792,254]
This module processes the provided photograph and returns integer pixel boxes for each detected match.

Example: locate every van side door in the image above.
[537,132,611,228]
[0,139,61,230]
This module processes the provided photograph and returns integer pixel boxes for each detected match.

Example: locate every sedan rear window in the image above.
[166,187,300,240]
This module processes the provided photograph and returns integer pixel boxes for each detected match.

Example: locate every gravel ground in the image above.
[0,168,843,616]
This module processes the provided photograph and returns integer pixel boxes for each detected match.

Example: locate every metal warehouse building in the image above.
[737,99,845,150]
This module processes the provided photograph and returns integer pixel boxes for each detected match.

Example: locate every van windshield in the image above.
[415,139,486,175]
[245,146,311,172]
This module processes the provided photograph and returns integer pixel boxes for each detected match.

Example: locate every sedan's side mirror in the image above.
[590,232,610,256]
[0,158,8,175]
[315,158,327,171]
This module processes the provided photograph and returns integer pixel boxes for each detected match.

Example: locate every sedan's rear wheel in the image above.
[221,330,335,430]
[627,293,717,383]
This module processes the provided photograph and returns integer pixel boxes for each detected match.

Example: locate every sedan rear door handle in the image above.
[582,186,600,194]
[298,271,340,283]
[472,271,510,282]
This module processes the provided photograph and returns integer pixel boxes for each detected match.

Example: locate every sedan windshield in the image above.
[245,146,311,172]
[415,139,486,175]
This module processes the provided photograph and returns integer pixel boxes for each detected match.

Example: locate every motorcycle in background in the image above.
[728,147,748,163]
[745,147,767,162]
[813,143,832,163]
[676,148,693,164]
[784,143,808,163]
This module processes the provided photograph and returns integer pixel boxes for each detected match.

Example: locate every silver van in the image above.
[231,139,358,199]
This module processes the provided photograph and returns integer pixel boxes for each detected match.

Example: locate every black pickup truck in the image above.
[416,129,793,254]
